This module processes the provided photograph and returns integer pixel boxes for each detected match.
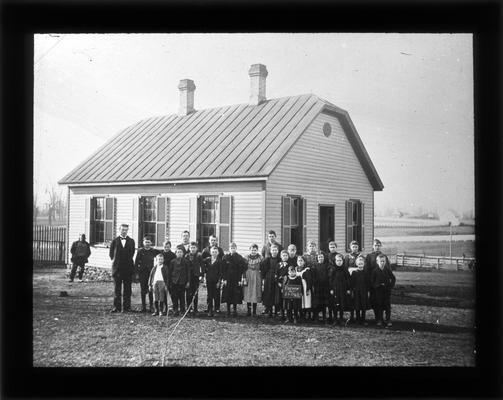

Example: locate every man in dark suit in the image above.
[109,223,136,313]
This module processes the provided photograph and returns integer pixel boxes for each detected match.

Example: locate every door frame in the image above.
[318,203,335,253]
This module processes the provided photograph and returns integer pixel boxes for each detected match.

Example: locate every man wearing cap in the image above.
[69,233,91,282]
[365,238,391,322]
[109,224,136,313]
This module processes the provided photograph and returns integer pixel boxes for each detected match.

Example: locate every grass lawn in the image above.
[33,268,475,367]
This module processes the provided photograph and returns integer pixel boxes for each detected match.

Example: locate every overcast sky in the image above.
[34,33,474,215]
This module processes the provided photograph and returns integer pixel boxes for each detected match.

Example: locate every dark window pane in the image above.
[95,221,105,243]
[95,198,105,221]
[143,222,156,242]
[291,198,299,226]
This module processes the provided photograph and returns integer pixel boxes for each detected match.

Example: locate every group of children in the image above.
[133,233,396,328]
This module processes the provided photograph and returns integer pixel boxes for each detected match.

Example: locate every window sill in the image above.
[91,243,111,249]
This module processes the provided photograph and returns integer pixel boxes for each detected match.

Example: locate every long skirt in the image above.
[243,268,262,303]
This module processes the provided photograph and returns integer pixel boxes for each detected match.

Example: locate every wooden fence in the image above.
[394,253,475,271]
[33,225,67,266]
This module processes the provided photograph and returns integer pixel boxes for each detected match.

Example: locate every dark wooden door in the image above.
[319,205,335,253]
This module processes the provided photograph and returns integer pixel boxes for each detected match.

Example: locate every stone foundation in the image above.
[65,264,113,282]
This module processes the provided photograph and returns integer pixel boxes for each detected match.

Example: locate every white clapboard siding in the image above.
[230,191,264,254]
[266,111,374,252]
[168,193,192,244]
[67,190,86,262]
[68,185,265,267]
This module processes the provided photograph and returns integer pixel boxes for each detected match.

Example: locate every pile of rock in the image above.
[65,265,113,282]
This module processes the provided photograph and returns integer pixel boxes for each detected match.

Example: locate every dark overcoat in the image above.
[201,246,225,260]
[328,263,351,309]
[260,255,282,307]
[221,253,247,304]
[135,247,159,280]
[311,261,330,307]
[70,240,91,264]
[351,269,369,311]
[109,236,136,277]
[168,257,191,286]
[203,257,223,284]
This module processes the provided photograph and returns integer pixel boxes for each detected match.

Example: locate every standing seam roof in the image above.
[59,94,383,190]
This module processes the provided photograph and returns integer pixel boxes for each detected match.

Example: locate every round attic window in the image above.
[323,122,332,137]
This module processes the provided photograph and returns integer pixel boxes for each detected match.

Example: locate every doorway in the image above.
[319,205,335,253]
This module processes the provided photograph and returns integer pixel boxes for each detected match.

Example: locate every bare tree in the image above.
[45,185,66,226]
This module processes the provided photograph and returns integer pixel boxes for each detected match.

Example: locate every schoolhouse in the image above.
[59,63,383,268]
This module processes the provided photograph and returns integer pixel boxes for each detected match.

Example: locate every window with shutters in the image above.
[281,195,305,252]
[90,197,116,245]
[139,196,169,248]
[197,195,232,251]
[346,199,365,251]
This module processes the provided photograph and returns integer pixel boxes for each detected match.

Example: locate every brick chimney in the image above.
[248,64,268,105]
[178,79,196,115]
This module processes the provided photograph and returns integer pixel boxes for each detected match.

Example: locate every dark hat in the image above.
[373,238,382,245]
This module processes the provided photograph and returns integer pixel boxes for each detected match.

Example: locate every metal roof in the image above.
[59,94,383,191]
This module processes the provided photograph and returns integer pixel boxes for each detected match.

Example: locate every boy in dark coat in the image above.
[69,233,91,282]
[328,253,351,325]
[351,255,369,325]
[201,235,225,313]
[221,243,247,317]
[134,236,159,313]
[365,238,391,321]
[371,254,396,327]
[148,253,169,316]
[185,242,204,316]
[168,247,191,316]
[260,244,282,318]
[203,246,224,317]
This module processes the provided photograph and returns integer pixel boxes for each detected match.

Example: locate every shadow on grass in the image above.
[179,313,474,335]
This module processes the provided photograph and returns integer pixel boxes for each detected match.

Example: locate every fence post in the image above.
[437,258,440,270]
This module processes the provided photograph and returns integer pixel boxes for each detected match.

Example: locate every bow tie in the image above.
[120,237,127,240]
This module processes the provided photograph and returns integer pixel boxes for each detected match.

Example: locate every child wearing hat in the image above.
[370,254,396,327]
[148,253,169,316]
[282,264,303,323]
[351,255,369,325]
